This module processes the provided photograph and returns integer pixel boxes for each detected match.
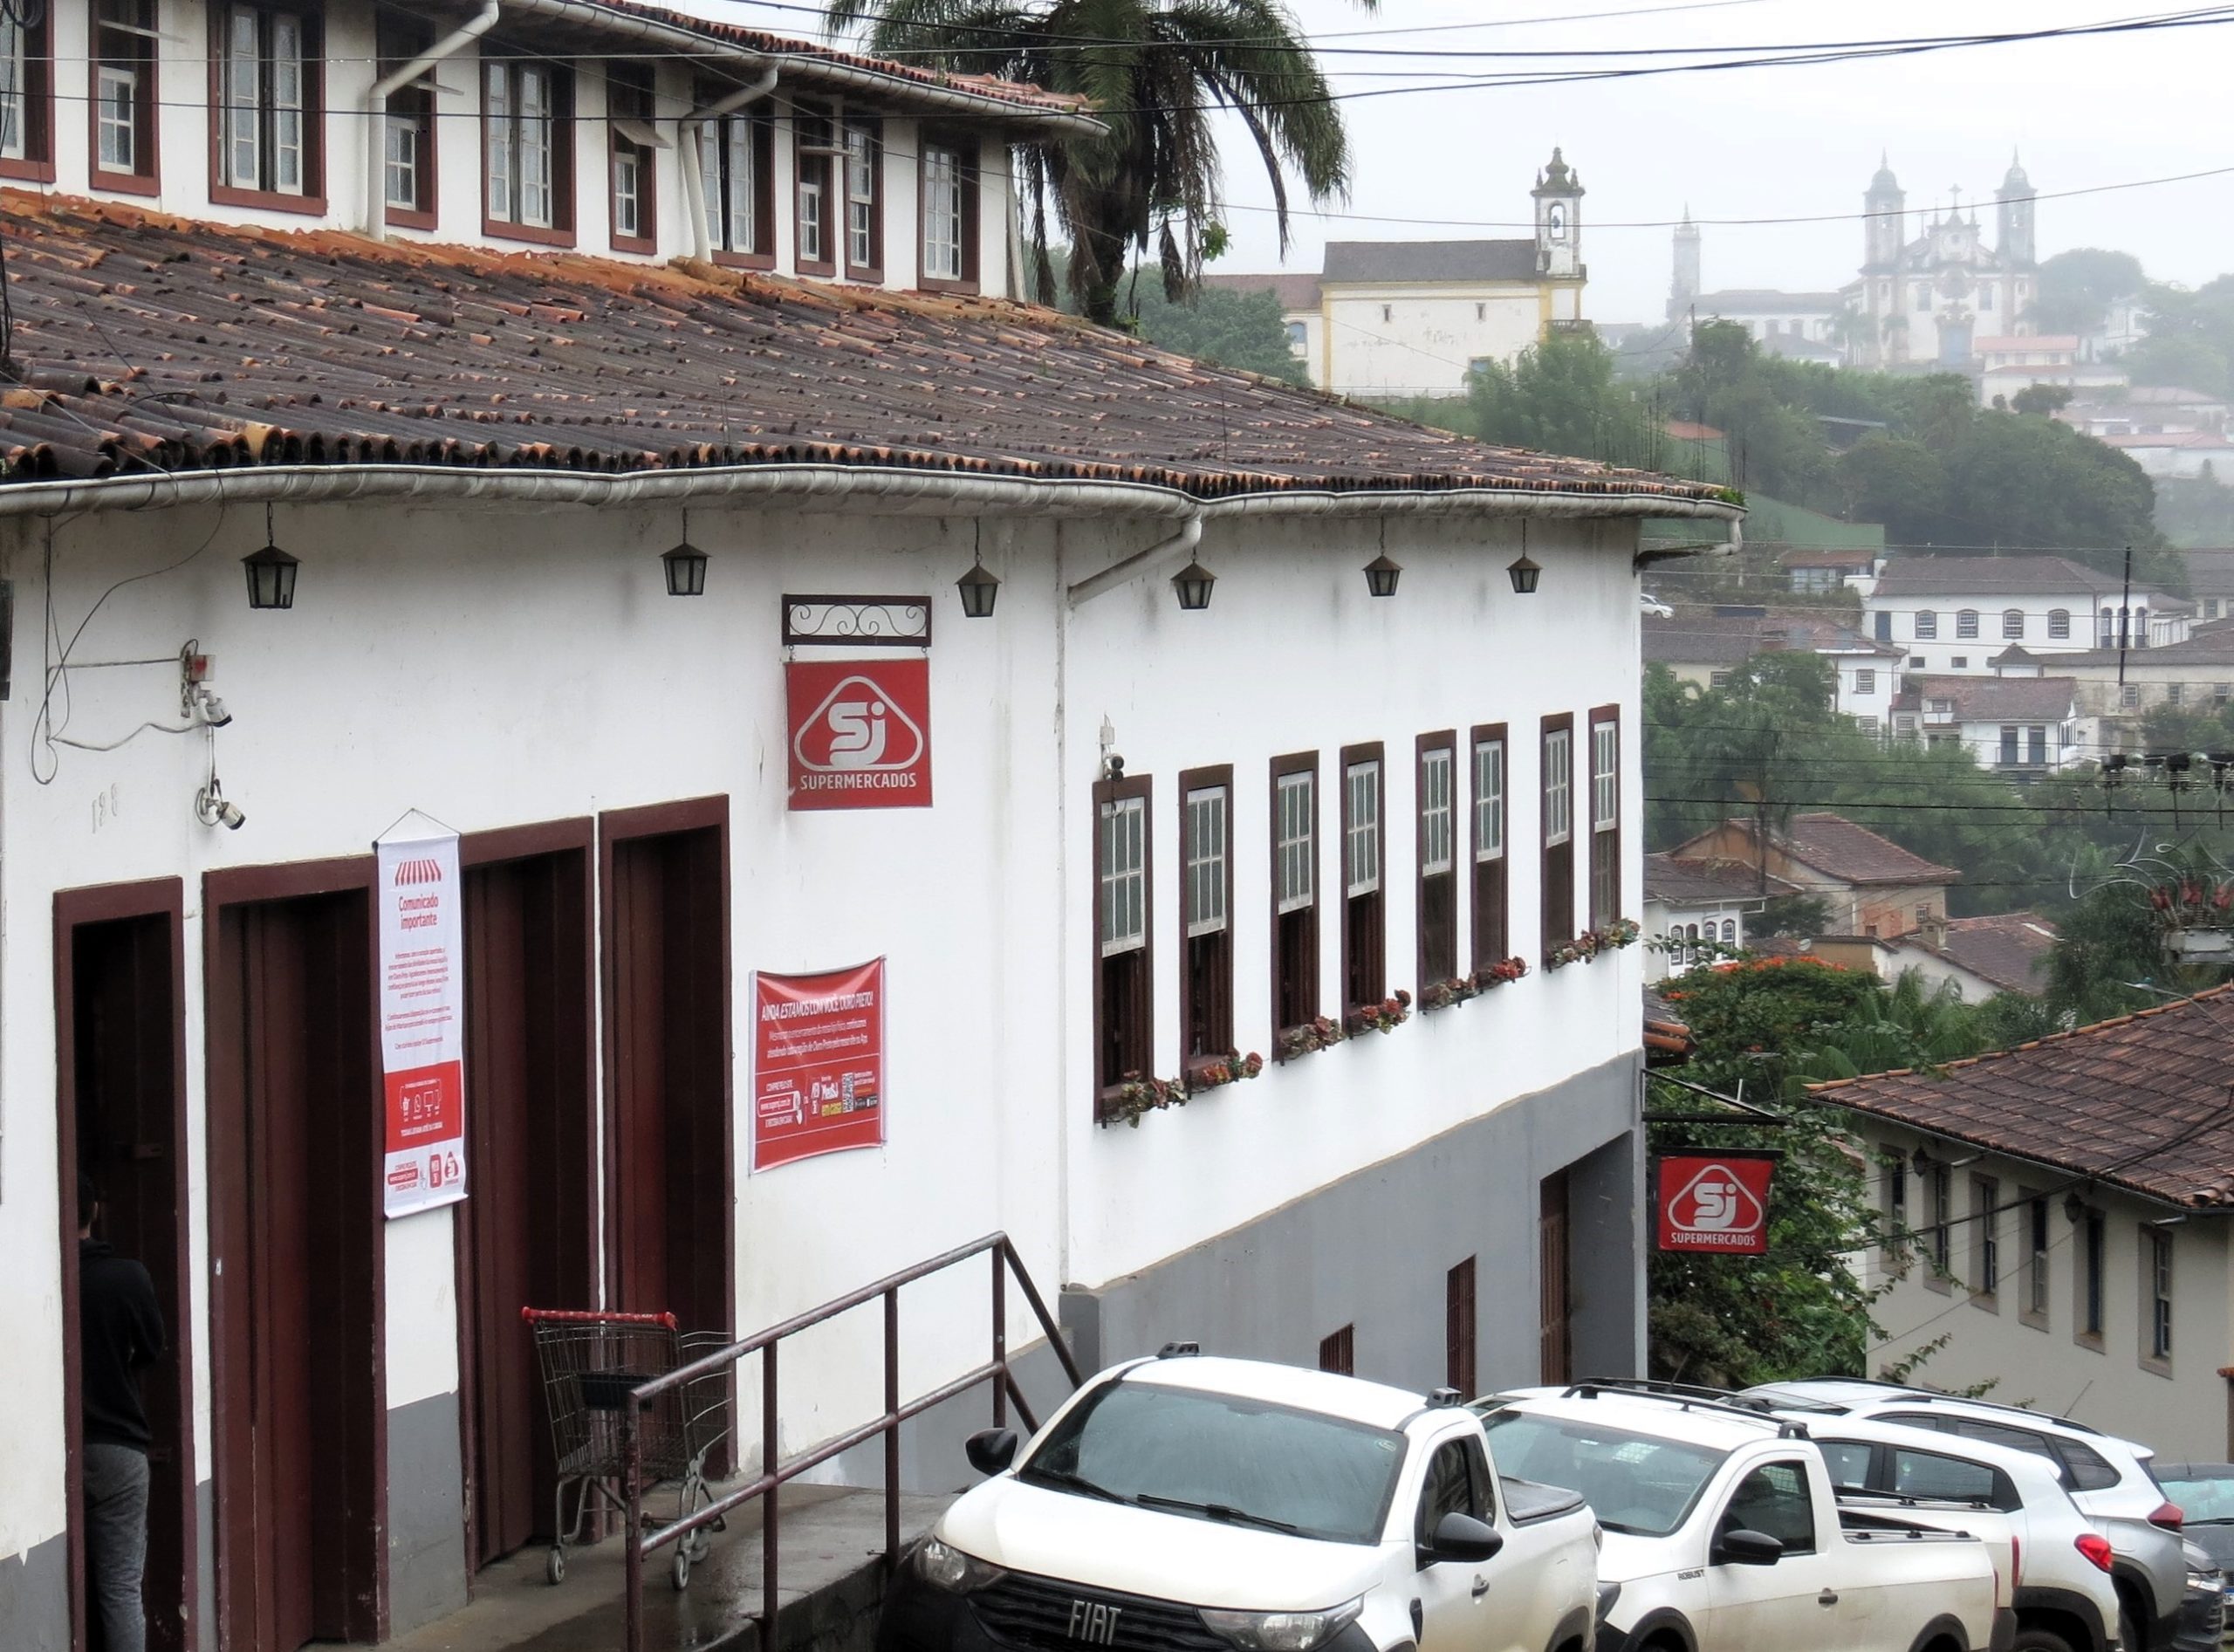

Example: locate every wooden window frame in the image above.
[2141,1224,2173,1374]
[91,0,160,196]
[2048,608,2072,640]
[1587,705,1621,932]
[1956,608,1980,640]
[2002,608,2025,640]
[379,17,436,229]
[1923,1163,1953,1295]
[2019,1189,2050,1330]
[0,1,54,183]
[1915,609,1938,641]
[1470,723,1508,969]
[1416,732,1458,991]
[482,55,577,248]
[1340,742,1386,1015]
[1539,714,1574,961]
[2073,1206,2105,1349]
[1970,1175,1999,1310]
[1446,1257,1477,1397]
[917,126,981,294]
[1881,1152,1908,1265]
[606,61,657,255]
[1270,751,1319,1048]
[841,115,884,283]
[208,0,326,214]
[1093,773,1154,1110]
[700,99,775,271]
[1178,764,1235,1074]
[791,99,838,278]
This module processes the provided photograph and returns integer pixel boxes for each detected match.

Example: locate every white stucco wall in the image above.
[1864,590,2184,675]
[1318,285,1552,398]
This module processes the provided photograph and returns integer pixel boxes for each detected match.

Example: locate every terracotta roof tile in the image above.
[1811,985,2234,1208]
[0,195,1738,504]
[1913,674,2078,722]
[1898,912,2057,994]
[1645,853,1798,904]
[1872,554,2142,599]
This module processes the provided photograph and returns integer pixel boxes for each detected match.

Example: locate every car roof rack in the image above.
[1863,1388,2107,1436]
[1573,1376,1777,1409]
[1156,1341,1201,1359]
[1562,1381,1784,1428]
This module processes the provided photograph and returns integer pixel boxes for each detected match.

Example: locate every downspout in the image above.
[679,67,778,264]
[364,0,501,241]
[1064,515,1203,607]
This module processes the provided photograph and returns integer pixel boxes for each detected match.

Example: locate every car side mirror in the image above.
[1714,1528,1785,1566]
[964,1428,1018,1476]
[1426,1511,1505,1565]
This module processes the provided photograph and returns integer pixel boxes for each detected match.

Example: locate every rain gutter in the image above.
[679,68,779,264]
[363,1,502,242]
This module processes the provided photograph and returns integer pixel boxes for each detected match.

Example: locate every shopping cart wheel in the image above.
[545,1547,566,1587]
[671,1549,692,1592]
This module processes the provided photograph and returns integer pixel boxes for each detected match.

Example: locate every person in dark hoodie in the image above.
[79,1172,164,1652]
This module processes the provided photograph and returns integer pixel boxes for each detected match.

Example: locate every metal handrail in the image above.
[619,1231,1082,1652]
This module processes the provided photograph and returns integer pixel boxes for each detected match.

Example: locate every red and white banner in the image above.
[786,659,933,810]
[377,819,468,1218]
[1655,1150,1777,1254]
[752,959,885,1171]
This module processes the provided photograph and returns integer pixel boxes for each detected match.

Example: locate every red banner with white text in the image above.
[752,959,887,1171]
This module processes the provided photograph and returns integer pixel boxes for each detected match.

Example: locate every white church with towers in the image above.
[1666,154,2065,380]
[1203,147,1590,399]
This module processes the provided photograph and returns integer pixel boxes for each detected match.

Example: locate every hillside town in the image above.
[3,3,2234,1652]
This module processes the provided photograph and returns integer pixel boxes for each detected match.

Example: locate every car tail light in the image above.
[2151,1501,2186,1532]
[2076,1532,2115,1573]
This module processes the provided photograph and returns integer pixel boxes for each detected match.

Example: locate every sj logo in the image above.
[785,659,933,811]
[794,675,926,771]
[1669,1164,1764,1234]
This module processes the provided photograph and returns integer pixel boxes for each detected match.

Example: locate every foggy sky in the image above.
[1204,0,2234,324]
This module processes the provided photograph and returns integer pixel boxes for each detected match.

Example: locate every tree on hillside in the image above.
[2032,248,2147,336]
[2010,383,2073,416]
[825,0,1371,326]
[1119,274,1308,383]
[1460,331,1662,467]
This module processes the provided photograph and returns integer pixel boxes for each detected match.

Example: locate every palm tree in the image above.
[821,0,1368,326]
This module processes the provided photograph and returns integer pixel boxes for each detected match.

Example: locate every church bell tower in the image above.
[1997,152,2037,268]
[1864,154,1904,271]
[1669,207,1701,324]
[1533,148,1584,278]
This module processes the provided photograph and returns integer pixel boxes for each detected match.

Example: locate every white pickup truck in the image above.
[877,1350,1601,1652]
[1477,1386,2004,1652]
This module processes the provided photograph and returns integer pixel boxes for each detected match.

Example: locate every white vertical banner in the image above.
[377,815,468,1218]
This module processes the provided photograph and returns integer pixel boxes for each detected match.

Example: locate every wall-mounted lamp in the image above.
[1910,1145,1932,1180]
[1171,559,1216,612]
[2064,1189,2088,1224]
[1507,553,1542,595]
[956,558,1001,619]
[242,504,298,610]
[1363,552,1403,599]
[662,511,709,597]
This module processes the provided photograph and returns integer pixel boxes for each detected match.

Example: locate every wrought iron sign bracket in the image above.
[782,595,933,649]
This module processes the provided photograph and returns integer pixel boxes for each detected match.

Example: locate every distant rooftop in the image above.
[1911,673,2078,722]
[1198,271,1324,312]
[1871,555,2144,600]
[1321,240,1542,284]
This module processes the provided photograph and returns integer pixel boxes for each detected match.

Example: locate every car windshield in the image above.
[2162,1472,2234,1523]
[1018,1379,1408,1546]
[1482,1409,1728,1536]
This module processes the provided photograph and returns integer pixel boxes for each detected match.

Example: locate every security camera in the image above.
[198,692,233,728]
[1104,753,1126,780]
[215,798,245,830]
[195,781,246,831]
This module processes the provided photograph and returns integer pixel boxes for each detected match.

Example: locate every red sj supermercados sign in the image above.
[752,959,886,1171]
[786,658,932,810]
[1655,1150,1777,1254]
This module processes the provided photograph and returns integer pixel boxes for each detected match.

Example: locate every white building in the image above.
[1853,156,2039,372]
[1204,150,1589,400]
[1893,674,2091,774]
[1863,556,2188,676]
[0,7,1745,1645]
[1879,913,2057,1001]
[1819,989,2234,1462]
[1642,853,1792,979]
[1642,607,1905,730]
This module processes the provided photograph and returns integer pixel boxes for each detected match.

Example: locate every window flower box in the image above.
[1276,1016,1344,1060]
[1419,976,1477,1011]
[1470,956,1530,991]
[1189,1050,1265,1091]
[1546,918,1642,970]
[1345,990,1412,1037]
[1100,1073,1189,1128]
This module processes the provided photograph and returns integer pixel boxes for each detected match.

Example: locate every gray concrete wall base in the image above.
[0,1528,70,1652]
[387,1391,469,1636]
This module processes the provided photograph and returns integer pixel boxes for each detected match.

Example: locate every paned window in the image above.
[2080,1209,2105,1340]
[2169,681,2186,707]
[1471,729,1508,969]
[1855,668,1876,694]
[920,131,980,287]
[486,59,572,236]
[1271,756,1319,1035]
[1956,609,1980,639]
[1882,1154,1908,1259]
[93,0,158,188]
[216,3,313,201]
[1418,739,1457,986]
[1541,718,1574,952]
[2002,609,2025,639]
[794,103,835,274]
[1094,778,1152,1098]
[1971,1176,1998,1300]
[1179,769,1233,1066]
[699,106,771,260]
[843,119,881,278]
[1588,709,1620,930]
[606,64,656,250]
[380,18,435,222]
[2121,683,2141,709]
[2024,1193,2050,1326]
[1930,1165,1952,1274]
[2048,608,2071,639]
[1341,747,1385,1011]
[2027,726,2047,766]
[1999,726,2019,767]
[1915,609,1938,640]
[2146,1228,2173,1363]
[0,3,51,176]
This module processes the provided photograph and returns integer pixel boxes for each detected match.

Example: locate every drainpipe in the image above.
[1064,515,1203,607]
[679,68,778,264]
[363,0,501,241]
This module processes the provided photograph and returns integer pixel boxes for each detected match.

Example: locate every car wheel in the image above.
[2120,1599,2145,1652]
[2011,1630,2077,1652]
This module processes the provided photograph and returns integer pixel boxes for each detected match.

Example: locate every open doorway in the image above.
[54,881,195,1652]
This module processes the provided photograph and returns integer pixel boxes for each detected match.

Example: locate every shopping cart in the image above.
[521,1307,732,1591]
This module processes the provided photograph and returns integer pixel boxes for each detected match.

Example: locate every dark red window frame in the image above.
[1177,764,1235,1073]
[1340,741,1386,1015]
[840,115,884,283]
[1447,1257,1477,1396]
[90,0,160,197]
[481,54,578,249]
[1540,713,1575,961]
[1470,723,1509,970]
[1319,1324,1354,1376]
[1093,772,1154,1111]
[916,125,981,294]
[1269,751,1319,1049]
[792,99,838,277]
[207,0,327,215]
[698,92,775,271]
[1587,703,1621,931]
[606,61,656,255]
[1416,730,1458,991]
[0,2,54,184]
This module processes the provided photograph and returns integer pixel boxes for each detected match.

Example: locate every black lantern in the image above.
[1910,1144,1932,1181]
[1363,552,1403,598]
[2064,1189,2087,1224]
[1507,553,1542,595]
[956,558,1001,619]
[661,538,709,597]
[1171,558,1216,612]
[242,542,298,611]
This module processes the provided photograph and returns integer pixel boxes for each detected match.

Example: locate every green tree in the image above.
[2010,382,2073,416]
[1457,332,1661,467]
[826,0,1369,326]
[1120,274,1307,383]
[2031,248,2146,336]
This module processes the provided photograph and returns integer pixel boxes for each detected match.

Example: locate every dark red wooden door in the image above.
[1538,1174,1572,1386]
[209,891,380,1652]
[459,849,594,1566]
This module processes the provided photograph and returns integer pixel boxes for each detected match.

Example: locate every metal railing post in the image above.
[884,1285,901,1567]
[990,1245,1008,1429]
[764,1340,780,1652]
[623,1402,645,1652]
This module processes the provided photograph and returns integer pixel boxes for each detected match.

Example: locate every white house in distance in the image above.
[1819,989,2234,1461]
[1976,335,2129,408]
[1642,607,1905,731]
[1642,853,1793,979]
[1880,912,2057,1001]
[1669,813,1958,942]
[1891,674,2091,774]
[1204,149,1589,400]
[1863,556,2188,676]
[0,6,1745,1647]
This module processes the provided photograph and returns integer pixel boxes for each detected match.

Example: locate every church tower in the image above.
[1997,152,2037,268]
[1533,148,1584,278]
[1669,207,1701,324]
[1864,154,1904,270]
